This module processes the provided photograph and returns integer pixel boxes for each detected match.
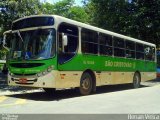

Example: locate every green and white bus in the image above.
[4,15,156,95]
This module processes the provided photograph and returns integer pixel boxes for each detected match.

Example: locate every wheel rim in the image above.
[82,77,91,90]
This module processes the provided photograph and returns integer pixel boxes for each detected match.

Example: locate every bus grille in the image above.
[13,73,37,76]
[13,78,37,85]
[10,63,44,68]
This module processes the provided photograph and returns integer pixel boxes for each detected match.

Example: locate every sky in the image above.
[40,0,83,6]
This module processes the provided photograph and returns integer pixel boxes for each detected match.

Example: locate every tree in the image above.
[85,0,160,46]
[86,0,130,33]
[131,0,160,46]
[66,6,89,23]
[42,0,74,16]
[0,0,42,36]
[41,0,89,23]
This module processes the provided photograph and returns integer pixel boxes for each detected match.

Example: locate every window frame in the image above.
[113,37,125,58]
[136,43,145,60]
[98,33,113,56]
[81,28,98,55]
[58,22,79,64]
[144,45,156,61]
[125,40,136,59]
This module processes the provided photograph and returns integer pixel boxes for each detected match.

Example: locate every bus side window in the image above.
[136,43,144,60]
[144,46,155,61]
[113,37,125,57]
[99,33,113,56]
[81,29,98,55]
[58,23,78,64]
[125,41,135,59]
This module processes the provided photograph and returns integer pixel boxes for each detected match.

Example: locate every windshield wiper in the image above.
[16,30,24,43]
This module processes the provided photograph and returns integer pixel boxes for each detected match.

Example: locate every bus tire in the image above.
[132,72,141,88]
[43,88,56,95]
[79,72,93,95]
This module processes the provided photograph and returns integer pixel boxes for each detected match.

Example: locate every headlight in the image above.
[42,71,46,75]
[9,72,13,76]
[47,65,54,72]
[37,72,43,77]
[37,65,54,77]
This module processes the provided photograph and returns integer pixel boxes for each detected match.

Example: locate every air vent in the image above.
[10,63,45,68]
[13,73,37,76]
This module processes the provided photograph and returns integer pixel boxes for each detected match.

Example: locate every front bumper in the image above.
[8,70,58,88]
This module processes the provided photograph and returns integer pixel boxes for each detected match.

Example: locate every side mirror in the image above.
[3,30,12,51]
[3,34,6,46]
[62,33,68,52]
[62,33,68,46]
[3,34,9,51]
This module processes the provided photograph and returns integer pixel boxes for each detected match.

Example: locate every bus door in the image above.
[57,23,79,88]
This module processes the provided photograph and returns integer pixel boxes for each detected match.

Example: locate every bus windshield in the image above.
[10,28,56,60]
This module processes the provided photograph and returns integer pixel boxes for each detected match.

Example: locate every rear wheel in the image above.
[133,73,141,88]
[79,72,93,95]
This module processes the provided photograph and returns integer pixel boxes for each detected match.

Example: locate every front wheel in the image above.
[133,73,141,88]
[79,72,93,95]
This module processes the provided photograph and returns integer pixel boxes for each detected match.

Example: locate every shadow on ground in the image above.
[6,84,149,102]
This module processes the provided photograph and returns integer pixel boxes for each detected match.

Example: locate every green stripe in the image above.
[8,54,156,74]
[58,54,156,72]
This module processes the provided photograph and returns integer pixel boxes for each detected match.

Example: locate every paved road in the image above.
[0,84,160,114]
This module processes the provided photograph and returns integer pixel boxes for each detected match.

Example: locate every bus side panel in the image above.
[57,54,156,87]
[141,72,156,82]
[55,71,82,88]
[100,72,134,85]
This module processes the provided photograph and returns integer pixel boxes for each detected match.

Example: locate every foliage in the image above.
[41,0,74,16]
[41,0,89,23]
[0,0,159,47]
[0,0,42,36]
[131,0,160,45]
[67,6,89,23]
[0,0,89,36]
[85,0,160,46]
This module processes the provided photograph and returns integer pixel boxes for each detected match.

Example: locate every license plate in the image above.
[19,78,27,83]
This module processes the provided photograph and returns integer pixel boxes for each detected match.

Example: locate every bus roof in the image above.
[12,15,156,47]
